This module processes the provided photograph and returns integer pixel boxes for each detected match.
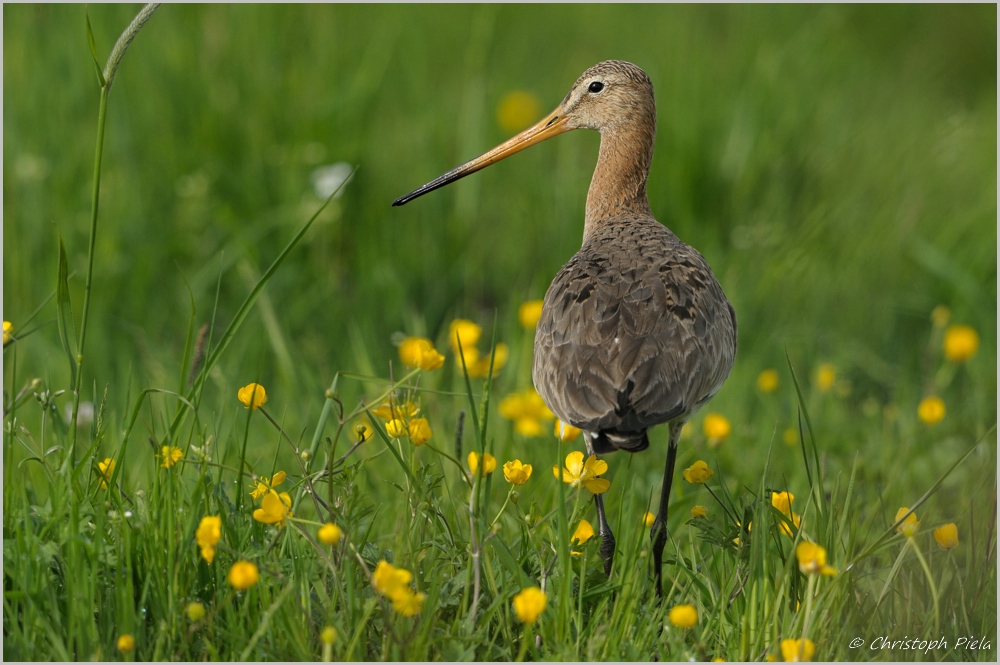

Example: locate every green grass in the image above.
[3,4,996,661]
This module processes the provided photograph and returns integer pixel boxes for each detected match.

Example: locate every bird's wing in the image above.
[533,230,736,433]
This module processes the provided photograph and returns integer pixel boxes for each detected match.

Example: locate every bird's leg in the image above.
[585,434,616,576]
[650,420,682,598]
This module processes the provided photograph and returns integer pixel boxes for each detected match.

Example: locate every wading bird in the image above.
[393,61,736,595]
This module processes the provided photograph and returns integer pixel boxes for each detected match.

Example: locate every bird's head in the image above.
[392,60,654,206]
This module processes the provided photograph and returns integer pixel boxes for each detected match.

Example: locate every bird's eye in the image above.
[588,81,605,94]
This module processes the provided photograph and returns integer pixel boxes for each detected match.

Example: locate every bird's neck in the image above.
[584,122,655,241]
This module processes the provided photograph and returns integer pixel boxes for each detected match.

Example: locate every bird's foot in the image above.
[599,530,616,576]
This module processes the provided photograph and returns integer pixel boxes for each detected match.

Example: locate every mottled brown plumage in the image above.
[394,60,737,595]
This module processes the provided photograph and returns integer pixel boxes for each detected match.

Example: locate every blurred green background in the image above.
[3,5,996,491]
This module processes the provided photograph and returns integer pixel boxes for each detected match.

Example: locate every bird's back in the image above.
[533,217,736,451]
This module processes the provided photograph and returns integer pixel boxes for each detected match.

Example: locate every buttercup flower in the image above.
[320,626,337,644]
[757,369,780,393]
[554,419,582,442]
[815,363,836,392]
[691,505,708,519]
[642,511,656,527]
[253,490,293,526]
[391,588,426,617]
[553,451,610,494]
[371,400,419,420]
[795,541,836,576]
[185,601,206,622]
[407,418,433,446]
[385,419,406,439]
[895,507,919,538]
[682,460,713,484]
[512,586,547,624]
[249,470,287,500]
[238,383,267,410]
[468,451,496,476]
[503,459,533,485]
[159,445,183,469]
[771,491,795,516]
[668,604,698,628]
[781,638,816,662]
[778,513,802,537]
[2,321,12,346]
[97,458,115,490]
[372,560,425,616]
[318,522,343,545]
[448,319,482,353]
[518,300,544,329]
[195,515,222,564]
[499,388,556,437]
[703,413,731,445]
[117,634,135,654]
[571,519,595,545]
[944,324,979,362]
[917,396,945,426]
[497,91,542,134]
[467,343,510,378]
[398,337,445,371]
[933,523,958,550]
[228,560,260,590]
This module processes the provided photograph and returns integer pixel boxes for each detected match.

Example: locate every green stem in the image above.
[490,486,515,528]
[909,537,940,635]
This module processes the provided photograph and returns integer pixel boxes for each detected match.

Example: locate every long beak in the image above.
[392,108,571,206]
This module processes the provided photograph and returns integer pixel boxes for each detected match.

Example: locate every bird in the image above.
[393,60,737,595]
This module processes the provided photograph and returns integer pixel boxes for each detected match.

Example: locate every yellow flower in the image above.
[815,363,836,392]
[159,445,183,469]
[238,383,267,410]
[398,337,445,371]
[783,428,798,446]
[757,369,780,393]
[249,470,287,499]
[519,300,545,329]
[499,389,555,421]
[195,515,222,564]
[185,601,206,622]
[391,588,426,616]
[931,305,951,328]
[682,460,713,484]
[468,451,497,476]
[228,560,260,590]
[467,343,510,378]
[371,400,419,420]
[97,458,115,490]
[497,90,542,134]
[933,523,958,550]
[385,419,406,439]
[944,324,979,362]
[407,418,433,446]
[516,418,544,437]
[895,507,919,537]
[642,511,656,527]
[512,586,547,624]
[703,413,731,445]
[448,319,482,353]
[320,626,337,644]
[554,419,582,442]
[691,505,708,519]
[117,634,135,654]
[571,519,595,545]
[771,491,795,516]
[795,541,836,576]
[318,522,342,545]
[252,490,293,526]
[780,638,816,662]
[778,513,802,537]
[2,321,12,346]
[373,560,413,598]
[503,459,533,485]
[553,451,611,494]
[917,396,945,426]
[668,604,698,628]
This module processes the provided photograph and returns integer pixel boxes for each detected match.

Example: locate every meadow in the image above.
[3,4,997,661]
